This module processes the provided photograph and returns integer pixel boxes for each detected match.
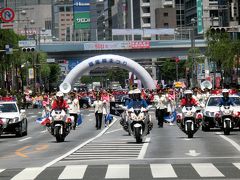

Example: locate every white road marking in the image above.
[0,169,5,173]
[150,164,177,178]
[191,163,224,177]
[43,118,117,168]
[85,114,91,116]
[38,112,42,114]
[105,128,122,134]
[19,137,32,142]
[182,138,192,141]
[185,150,201,157]
[217,133,240,152]
[88,119,93,121]
[11,167,45,180]
[30,115,38,118]
[40,130,47,133]
[233,163,240,170]
[105,164,129,179]
[58,165,87,179]
[138,137,150,159]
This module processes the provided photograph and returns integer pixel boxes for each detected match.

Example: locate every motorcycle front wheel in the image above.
[223,121,231,135]
[135,127,142,143]
[187,122,193,138]
[55,126,65,142]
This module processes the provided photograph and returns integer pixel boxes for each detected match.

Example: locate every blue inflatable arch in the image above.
[59,54,156,93]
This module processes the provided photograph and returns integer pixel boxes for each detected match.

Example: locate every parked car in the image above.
[202,94,240,131]
[79,96,94,108]
[0,101,28,137]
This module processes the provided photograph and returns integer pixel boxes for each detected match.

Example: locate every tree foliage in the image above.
[206,29,235,71]
[0,29,60,93]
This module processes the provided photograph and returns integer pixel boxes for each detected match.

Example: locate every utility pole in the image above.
[191,18,196,88]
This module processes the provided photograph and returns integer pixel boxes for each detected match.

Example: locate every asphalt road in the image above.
[1,108,240,179]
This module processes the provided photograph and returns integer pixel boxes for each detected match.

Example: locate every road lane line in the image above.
[0,169,5,173]
[150,164,177,178]
[42,117,117,168]
[191,163,224,177]
[217,133,240,152]
[105,128,122,134]
[30,115,38,118]
[58,165,87,179]
[11,167,45,180]
[138,137,150,159]
[105,164,129,179]
[233,163,240,170]
[19,137,32,142]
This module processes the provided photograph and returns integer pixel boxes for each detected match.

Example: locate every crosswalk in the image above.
[1,163,240,179]
[60,140,143,161]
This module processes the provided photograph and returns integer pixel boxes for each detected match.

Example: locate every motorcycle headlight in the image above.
[8,117,20,124]
[131,114,138,120]
[138,114,144,121]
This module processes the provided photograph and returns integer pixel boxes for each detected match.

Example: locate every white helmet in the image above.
[128,90,134,95]
[184,90,193,95]
[222,89,229,93]
[56,91,64,98]
[133,88,141,94]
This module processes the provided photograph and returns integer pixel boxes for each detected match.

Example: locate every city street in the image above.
[0,108,240,179]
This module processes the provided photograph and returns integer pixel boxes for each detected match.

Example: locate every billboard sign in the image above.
[74,12,90,29]
[196,0,203,34]
[18,40,36,47]
[73,0,90,12]
[73,0,90,30]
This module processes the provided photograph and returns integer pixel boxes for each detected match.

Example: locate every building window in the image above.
[164,12,168,17]
[66,6,71,12]
[164,23,169,28]
[59,7,64,12]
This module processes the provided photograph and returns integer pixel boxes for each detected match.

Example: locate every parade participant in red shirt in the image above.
[51,91,69,111]
[180,90,198,107]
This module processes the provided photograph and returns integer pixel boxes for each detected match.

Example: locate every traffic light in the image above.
[231,2,239,18]
[22,47,35,52]
[210,27,239,34]
[210,27,227,34]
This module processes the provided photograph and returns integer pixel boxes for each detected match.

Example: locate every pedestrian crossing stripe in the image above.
[1,163,240,179]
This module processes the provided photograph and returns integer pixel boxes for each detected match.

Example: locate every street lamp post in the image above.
[191,18,197,88]
[20,10,35,91]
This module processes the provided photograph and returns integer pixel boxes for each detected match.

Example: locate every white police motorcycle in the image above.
[46,109,74,142]
[176,106,203,138]
[120,104,153,143]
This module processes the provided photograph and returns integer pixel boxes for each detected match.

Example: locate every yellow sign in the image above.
[174,82,182,88]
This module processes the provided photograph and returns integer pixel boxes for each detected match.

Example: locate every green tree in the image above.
[206,30,234,70]
[106,68,128,87]
[206,29,237,85]
[159,59,186,82]
[48,64,61,91]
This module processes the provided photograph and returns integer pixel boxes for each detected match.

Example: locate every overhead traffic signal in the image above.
[22,47,35,52]
[210,27,239,34]
[210,27,227,34]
